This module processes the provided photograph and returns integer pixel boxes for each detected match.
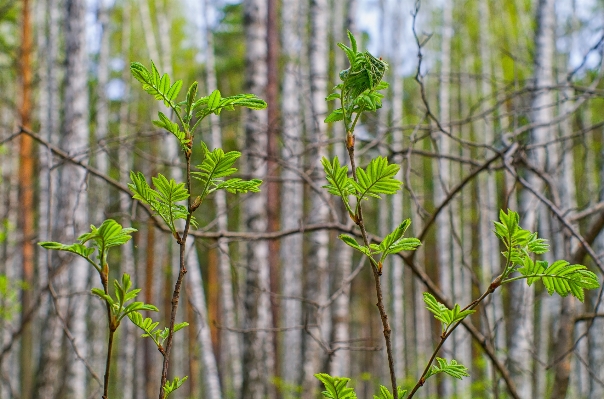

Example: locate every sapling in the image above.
[315,31,600,399]
[40,61,267,399]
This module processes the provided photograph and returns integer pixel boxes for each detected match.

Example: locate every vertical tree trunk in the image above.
[63,0,90,395]
[280,0,304,387]
[514,1,555,397]
[241,1,274,397]
[302,0,331,396]
[201,0,242,392]
[434,1,453,396]
[18,0,35,395]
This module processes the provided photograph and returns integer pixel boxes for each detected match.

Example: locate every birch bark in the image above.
[513,1,555,397]
[302,1,332,395]
[202,0,242,392]
[63,0,90,394]
[241,1,274,397]
[280,0,304,387]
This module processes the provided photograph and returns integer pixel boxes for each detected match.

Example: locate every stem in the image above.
[103,329,115,399]
[406,274,502,399]
[344,120,398,399]
[159,153,194,399]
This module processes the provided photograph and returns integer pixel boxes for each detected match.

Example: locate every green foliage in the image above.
[314,373,357,399]
[130,61,183,109]
[91,273,158,328]
[192,142,262,202]
[517,258,599,302]
[422,293,476,333]
[0,275,24,321]
[424,358,470,381]
[495,210,600,302]
[373,385,407,399]
[128,171,197,235]
[326,30,389,126]
[163,376,188,398]
[128,311,189,350]
[39,219,137,273]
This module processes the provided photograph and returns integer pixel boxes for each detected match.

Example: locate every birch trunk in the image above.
[302,0,331,395]
[35,0,63,396]
[434,2,453,396]
[63,0,90,394]
[280,0,304,388]
[117,5,137,397]
[202,0,242,391]
[241,1,274,397]
[513,1,555,397]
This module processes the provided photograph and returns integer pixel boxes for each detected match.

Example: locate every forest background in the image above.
[1,0,604,398]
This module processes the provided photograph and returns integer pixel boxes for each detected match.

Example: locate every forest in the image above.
[1,0,604,398]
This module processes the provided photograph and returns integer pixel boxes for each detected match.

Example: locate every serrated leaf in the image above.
[426,358,470,381]
[352,156,402,200]
[208,89,221,111]
[339,234,370,256]
[378,219,421,258]
[130,61,180,109]
[325,108,344,123]
[91,288,114,305]
[164,376,188,398]
[315,373,357,399]
[321,157,354,211]
[326,92,340,101]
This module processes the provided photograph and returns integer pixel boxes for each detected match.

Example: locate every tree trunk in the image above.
[202,0,242,391]
[302,0,331,396]
[280,0,304,387]
[18,0,35,395]
[241,1,274,397]
[63,0,90,395]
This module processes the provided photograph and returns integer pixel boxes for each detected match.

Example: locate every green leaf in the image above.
[184,82,198,122]
[207,89,221,111]
[373,385,407,399]
[423,293,475,331]
[39,241,95,262]
[129,171,197,234]
[315,373,357,399]
[425,358,470,381]
[352,156,402,200]
[378,219,421,259]
[130,61,182,109]
[152,111,189,152]
[325,108,344,123]
[192,142,261,199]
[326,92,340,101]
[91,288,114,306]
[339,234,371,257]
[321,157,354,210]
[164,376,188,398]
[517,259,600,302]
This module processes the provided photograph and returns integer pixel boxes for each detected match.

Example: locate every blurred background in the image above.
[1,0,604,398]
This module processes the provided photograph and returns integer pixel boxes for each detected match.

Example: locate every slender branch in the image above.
[159,152,193,399]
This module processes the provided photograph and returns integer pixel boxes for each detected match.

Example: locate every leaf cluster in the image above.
[325,31,389,125]
[39,219,136,274]
[192,142,262,203]
[91,273,158,330]
[422,293,475,333]
[424,358,470,381]
[314,373,357,399]
[128,172,197,236]
[495,210,599,302]
[163,376,188,398]
[339,219,420,273]
[128,311,189,351]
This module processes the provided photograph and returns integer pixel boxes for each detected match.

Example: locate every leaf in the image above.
[423,293,475,331]
[164,376,188,398]
[352,156,402,200]
[373,385,407,399]
[326,92,340,101]
[321,157,354,209]
[91,288,114,306]
[315,373,357,399]
[39,241,95,260]
[194,93,267,122]
[425,358,470,381]
[130,61,182,108]
[192,142,261,198]
[378,219,421,258]
[325,108,344,123]
[207,89,221,111]
[129,171,197,233]
[339,234,371,257]
[152,112,189,152]
[518,259,600,302]
[184,82,198,122]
